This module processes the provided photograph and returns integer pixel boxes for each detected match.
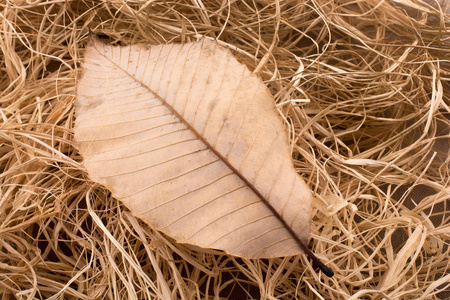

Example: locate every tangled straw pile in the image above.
[0,0,449,299]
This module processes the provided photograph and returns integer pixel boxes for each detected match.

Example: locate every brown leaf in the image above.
[75,38,313,259]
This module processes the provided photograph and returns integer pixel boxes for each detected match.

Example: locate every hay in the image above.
[0,0,448,299]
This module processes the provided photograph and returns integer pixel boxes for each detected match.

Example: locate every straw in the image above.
[0,0,448,298]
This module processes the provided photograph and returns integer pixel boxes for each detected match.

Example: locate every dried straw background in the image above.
[1,0,449,299]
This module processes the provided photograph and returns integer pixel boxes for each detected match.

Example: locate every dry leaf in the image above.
[75,38,321,263]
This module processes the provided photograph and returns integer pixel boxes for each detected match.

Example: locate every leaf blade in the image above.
[75,38,313,258]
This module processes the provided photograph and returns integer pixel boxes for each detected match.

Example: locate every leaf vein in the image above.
[97,147,209,178]
[160,184,246,231]
[76,120,181,142]
[88,137,199,163]
[83,127,190,156]
[232,225,285,254]
[77,112,173,129]
[137,172,235,216]
[122,159,220,199]
[207,213,273,247]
